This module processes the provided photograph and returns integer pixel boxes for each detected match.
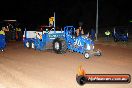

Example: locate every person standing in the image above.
[90,28,95,41]
[0,29,5,35]
[76,26,84,36]
[105,30,111,41]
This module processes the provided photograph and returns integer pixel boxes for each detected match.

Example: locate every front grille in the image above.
[89,44,94,51]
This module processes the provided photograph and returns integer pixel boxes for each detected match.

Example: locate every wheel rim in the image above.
[26,42,29,48]
[97,51,101,56]
[32,43,35,49]
[55,42,59,50]
[84,53,90,59]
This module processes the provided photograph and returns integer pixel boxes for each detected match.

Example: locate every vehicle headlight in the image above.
[85,44,94,50]
[93,45,94,49]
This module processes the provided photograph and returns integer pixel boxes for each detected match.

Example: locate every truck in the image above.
[23,13,101,59]
[113,26,128,42]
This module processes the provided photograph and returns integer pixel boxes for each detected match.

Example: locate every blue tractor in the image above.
[63,26,101,59]
[23,13,101,59]
[23,26,101,59]
[0,34,6,52]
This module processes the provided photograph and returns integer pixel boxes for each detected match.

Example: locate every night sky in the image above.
[0,0,132,29]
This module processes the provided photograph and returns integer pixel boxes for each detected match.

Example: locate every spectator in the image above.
[90,28,95,41]
[105,30,111,41]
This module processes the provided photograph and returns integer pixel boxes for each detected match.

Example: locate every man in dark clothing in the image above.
[76,26,84,36]
[90,28,95,41]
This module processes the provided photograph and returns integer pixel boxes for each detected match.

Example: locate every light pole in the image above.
[95,0,98,41]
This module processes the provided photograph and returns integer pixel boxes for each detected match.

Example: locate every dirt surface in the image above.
[0,41,132,88]
[95,37,132,48]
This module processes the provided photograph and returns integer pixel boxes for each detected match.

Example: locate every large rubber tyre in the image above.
[31,42,35,49]
[25,41,31,48]
[96,50,102,56]
[76,75,87,85]
[53,38,67,54]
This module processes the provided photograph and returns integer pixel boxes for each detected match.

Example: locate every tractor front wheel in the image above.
[84,52,90,59]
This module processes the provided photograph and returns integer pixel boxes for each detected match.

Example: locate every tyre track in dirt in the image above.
[0,55,52,88]
[0,42,132,88]
[0,52,81,88]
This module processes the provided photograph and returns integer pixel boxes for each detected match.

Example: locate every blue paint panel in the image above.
[0,35,6,50]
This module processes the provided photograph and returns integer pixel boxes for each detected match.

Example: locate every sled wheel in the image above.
[96,50,102,56]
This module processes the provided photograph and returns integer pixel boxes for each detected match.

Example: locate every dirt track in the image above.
[0,41,132,88]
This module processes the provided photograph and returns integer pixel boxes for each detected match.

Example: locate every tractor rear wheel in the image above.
[53,38,67,54]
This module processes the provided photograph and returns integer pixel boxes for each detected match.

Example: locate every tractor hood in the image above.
[80,35,94,45]
[78,35,95,50]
